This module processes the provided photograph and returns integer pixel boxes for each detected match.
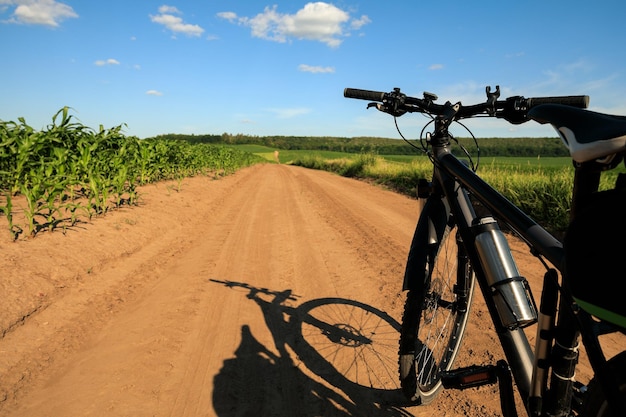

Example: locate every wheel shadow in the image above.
[210,279,415,417]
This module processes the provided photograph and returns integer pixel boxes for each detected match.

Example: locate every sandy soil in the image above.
[0,163,623,417]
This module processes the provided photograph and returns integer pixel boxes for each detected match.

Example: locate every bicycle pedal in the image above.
[441,365,498,389]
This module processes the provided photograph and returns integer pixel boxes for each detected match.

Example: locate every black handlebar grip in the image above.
[344,88,386,102]
[528,95,590,109]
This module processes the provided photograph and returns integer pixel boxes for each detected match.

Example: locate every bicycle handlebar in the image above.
[343,88,387,102]
[343,86,589,125]
[525,95,590,108]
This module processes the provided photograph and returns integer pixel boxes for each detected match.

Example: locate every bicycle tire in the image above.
[579,351,626,417]
[399,198,475,405]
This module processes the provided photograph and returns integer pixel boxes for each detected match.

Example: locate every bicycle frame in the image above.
[421,127,623,416]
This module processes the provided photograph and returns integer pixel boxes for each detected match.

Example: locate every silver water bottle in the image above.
[473,217,537,329]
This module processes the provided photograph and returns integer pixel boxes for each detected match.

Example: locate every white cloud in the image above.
[216,11,237,22]
[350,15,371,30]
[146,90,163,96]
[157,5,180,15]
[298,64,334,74]
[530,59,599,95]
[150,5,204,37]
[94,58,120,66]
[266,107,310,119]
[429,64,444,70]
[1,0,77,27]
[219,2,370,48]
[434,81,486,104]
[563,58,593,73]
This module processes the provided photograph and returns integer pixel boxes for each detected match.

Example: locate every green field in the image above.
[232,144,576,168]
[232,144,625,235]
[232,143,584,172]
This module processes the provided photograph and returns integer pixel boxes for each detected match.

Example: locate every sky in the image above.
[1,1,625,140]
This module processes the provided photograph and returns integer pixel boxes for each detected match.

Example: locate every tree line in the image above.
[150,133,569,157]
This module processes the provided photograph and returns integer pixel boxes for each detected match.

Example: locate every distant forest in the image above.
[149,133,569,157]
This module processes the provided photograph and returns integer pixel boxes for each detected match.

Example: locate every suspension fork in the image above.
[454,231,471,314]
[431,158,474,314]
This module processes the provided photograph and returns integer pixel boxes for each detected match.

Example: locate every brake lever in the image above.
[366,102,388,113]
[367,102,407,117]
[368,87,408,116]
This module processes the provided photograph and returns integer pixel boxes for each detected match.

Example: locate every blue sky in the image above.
[1,1,625,140]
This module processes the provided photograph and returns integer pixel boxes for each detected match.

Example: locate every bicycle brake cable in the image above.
[394,116,428,153]
[393,109,481,172]
[454,120,480,172]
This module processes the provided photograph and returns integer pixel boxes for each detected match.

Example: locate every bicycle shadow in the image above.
[210,279,414,417]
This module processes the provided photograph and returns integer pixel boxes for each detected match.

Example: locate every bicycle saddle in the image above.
[528,104,626,163]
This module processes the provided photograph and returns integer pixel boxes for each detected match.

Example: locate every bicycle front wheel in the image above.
[399,201,475,405]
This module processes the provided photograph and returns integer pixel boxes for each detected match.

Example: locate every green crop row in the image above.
[0,107,261,240]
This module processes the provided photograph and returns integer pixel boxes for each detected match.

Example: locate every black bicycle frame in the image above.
[426,130,619,416]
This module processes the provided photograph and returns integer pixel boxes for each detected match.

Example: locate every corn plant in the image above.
[0,108,262,239]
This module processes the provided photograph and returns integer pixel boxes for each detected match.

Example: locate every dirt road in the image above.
[0,164,622,417]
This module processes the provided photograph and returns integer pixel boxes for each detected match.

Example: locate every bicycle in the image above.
[344,86,626,417]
